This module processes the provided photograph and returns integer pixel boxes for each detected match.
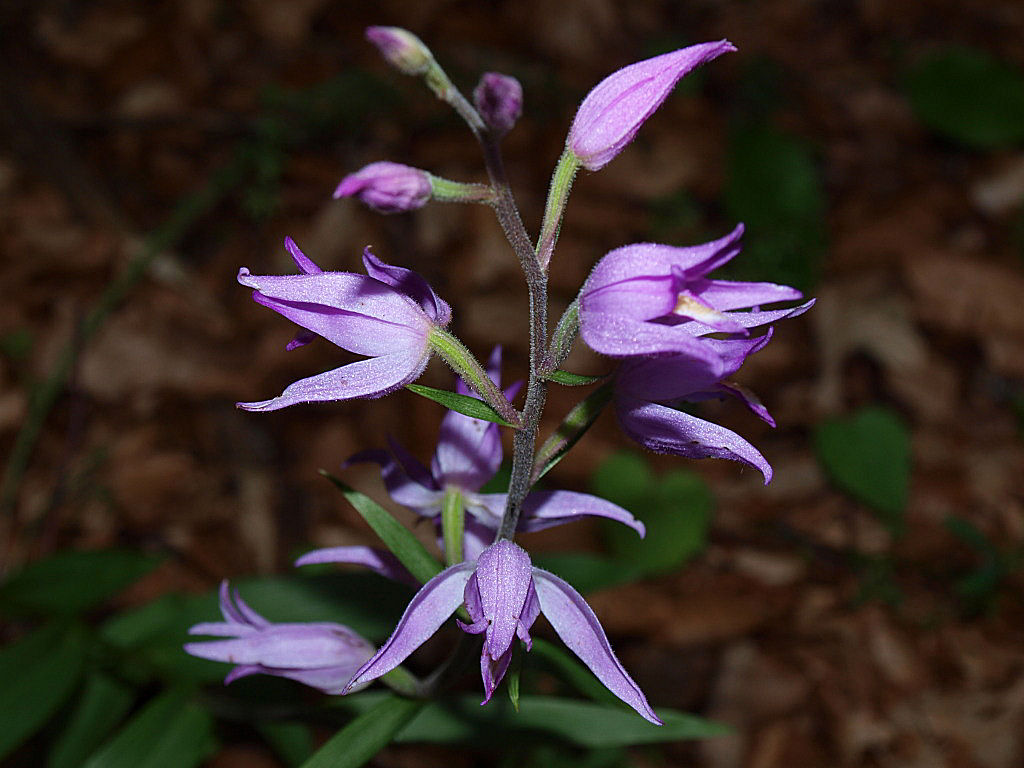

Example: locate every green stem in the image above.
[440,488,465,567]
[429,176,495,205]
[428,328,521,427]
[535,149,580,271]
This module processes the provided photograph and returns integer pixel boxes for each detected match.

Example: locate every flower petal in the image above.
[346,445,442,514]
[517,490,645,537]
[532,568,662,725]
[694,279,804,312]
[362,247,451,325]
[294,545,417,586]
[616,396,772,484]
[283,237,323,275]
[567,41,736,171]
[342,562,475,692]
[474,540,533,662]
[237,350,428,412]
[247,289,425,358]
[579,310,729,367]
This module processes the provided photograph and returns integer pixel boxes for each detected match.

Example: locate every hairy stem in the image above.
[536,149,580,271]
[477,137,549,542]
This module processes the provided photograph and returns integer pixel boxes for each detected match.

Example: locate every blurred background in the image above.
[2,1,1024,766]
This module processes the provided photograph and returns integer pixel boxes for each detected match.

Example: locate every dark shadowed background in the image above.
[2,1,1024,766]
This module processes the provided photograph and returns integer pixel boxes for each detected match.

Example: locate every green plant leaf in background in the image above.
[257,721,315,767]
[335,692,729,748]
[594,452,713,576]
[80,688,214,768]
[724,123,825,293]
[301,694,424,768]
[0,622,88,761]
[814,406,911,535]
[321,472,443,584]
[0,548,162,617]
[48,673,135,768]
[905,46,1024,149]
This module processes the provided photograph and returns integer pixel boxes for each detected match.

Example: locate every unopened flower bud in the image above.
[567,41,736,171]
[473,72,523,135]
[365,26,432,76]
[334,161,432,213]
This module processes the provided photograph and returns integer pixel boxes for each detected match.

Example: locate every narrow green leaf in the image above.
[0,622,88,761]
[905,46,1024,148]
[48,673,134,768]
[337,692,729,747]
[0,549,162,617]
[814,406,911,534]
[301,694,423,768]
[532,383,614,483]
[545,370,604,386]
[406,384,516,427]
[321,472,442,584]
[81,688,214,768]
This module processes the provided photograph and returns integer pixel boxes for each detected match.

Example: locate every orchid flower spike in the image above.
[615,334,778,483]
[237,238,451,412]
[579,224,812,366]
[335,162,433,213]
[343,540,662,724]
[184,581,375,694]
[567,41,736,171]
[306,348,642,563]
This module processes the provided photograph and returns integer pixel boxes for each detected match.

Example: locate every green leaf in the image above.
[48,673,134,768]
[545,370,604,386]
[599,458,712,576]
[905,47,1024,148]
[0,549,162,617]
[814,406,911,534]
[532,383,614,483]
[590,452,712,579]
[337,693,728,747]
[0,622,89,760]
[321,472,443,584]
[725,123,825,292]
[406,384,516,427]
[81,688,214,768]
[301,694,423,768]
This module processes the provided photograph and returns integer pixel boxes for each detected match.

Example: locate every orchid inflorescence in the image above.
[186,26,812,727]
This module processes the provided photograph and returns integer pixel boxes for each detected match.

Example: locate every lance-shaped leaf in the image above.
[405,384,516,427]
[545,370,605,386]
[301,693,424,768]
[532,382,614,483]
[320,472,442,584]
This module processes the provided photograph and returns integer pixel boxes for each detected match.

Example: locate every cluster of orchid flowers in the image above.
[185,27,811,726]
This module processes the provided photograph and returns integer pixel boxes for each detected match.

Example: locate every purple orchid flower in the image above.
[343,539,662,724]
[615,333,777,483]
[313,347,643,563]
[334,161,433,213]
[184,581,376,694]
[567,41,736,171]
[237,238,450,412]
[473,72,523,135]
[579,224,812,365]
